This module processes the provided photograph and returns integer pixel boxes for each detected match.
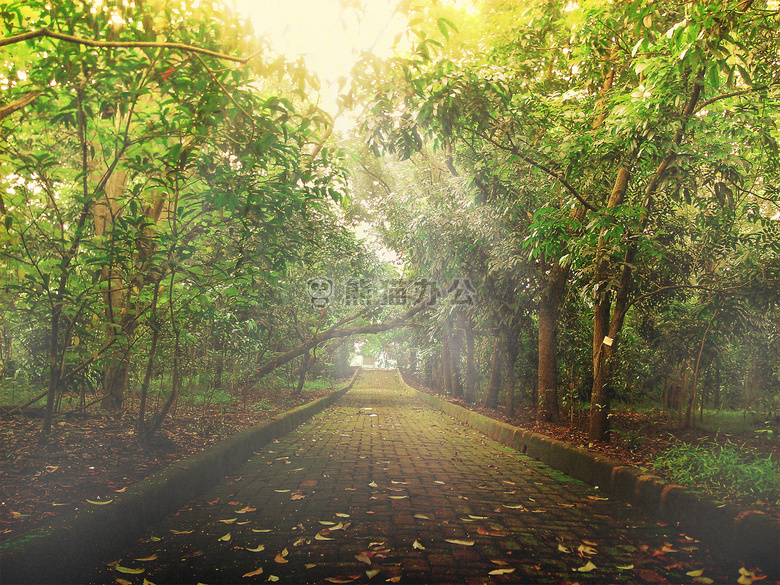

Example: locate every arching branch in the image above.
[0,28,262,64]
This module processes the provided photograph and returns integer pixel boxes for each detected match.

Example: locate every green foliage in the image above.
[653,442,780,506]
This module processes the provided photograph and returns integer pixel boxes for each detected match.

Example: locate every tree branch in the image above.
[0,28,262,64]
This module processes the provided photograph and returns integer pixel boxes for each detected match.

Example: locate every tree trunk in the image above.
[484,334,503,410]
[449,327,463,399]
[464,315,476,403]
[442,335,453,396]
[537,263,565,422]
[295,350,310,396]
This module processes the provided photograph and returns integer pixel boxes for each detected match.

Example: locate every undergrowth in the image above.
[652,441,780,508]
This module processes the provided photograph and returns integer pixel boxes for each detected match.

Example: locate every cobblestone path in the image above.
[86,370,743,584]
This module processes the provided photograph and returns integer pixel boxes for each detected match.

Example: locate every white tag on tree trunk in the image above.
[603,336,613,346]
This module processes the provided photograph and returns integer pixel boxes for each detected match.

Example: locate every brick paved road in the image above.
[86,370,743,584]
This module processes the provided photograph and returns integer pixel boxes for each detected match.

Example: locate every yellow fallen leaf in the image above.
[369,481,378,488]
[356,553,372,565]
[491,560,509,566]
[219,518,237,524]
[242,567,263,577]
[616,564,634,570]
[557,544,571,554]
[274,489,290,493]
[115,487,127,493]
[143,580,156,585]
[413,539,425,550]
[87,498,114,505]
[577,561,597,572]
[578,544,597,556]
[414,514,431,520]
[687,569,704,577]
[252,528,271,533]
[135,555,158,561]
[319,521,336,525]
[115,579,132,585]
[275,552,288,563]
[469,515,488,520]
[218,533,231,542]
[170,530,193,534]
[115,564,144,574]
[305,564,317,569]
[445,539,475,546]
[336,513,351,518]
[489,568,515,575]
[389,495,408,499]
[268,576,279,581]
[366,568,380,579]
[315,533,334,541]
[246,544,265,552]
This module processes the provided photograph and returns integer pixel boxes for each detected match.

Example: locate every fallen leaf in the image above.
[489,568,515,575]
[414,514,431,520]
[246,544,265,552]
[290,492,306,500]
[228,501,240,505]
[316,533,334,541]
[577,561,597,572]
[115,564,144,574]
[491,560,509,566]
[143,580,156,585]
[616,564,634,570]
[737,568,767,585]
[274,489,290,493]
[477,526,507,537]
[413,539,425,550]
[252,528,272,533]
[325,577,357,583]
[386,577,401,583]
[502,504,527,510]
[557,544,571,554]
[687,570,705,577]
[366,569,380,579]
[275,553,288,564]
[336,513,351,518]
[242,567,263,577]
[116,579,132,585]
[356,553,373,565]
[170,530,193,535]
[445,539,475,546]
[268,575,279,581]
[115,487,127,493]
[135,555,158,562]
[469,515,488,520]
[219,518,237,524]
[578,544,597,556]
[369,481,378,488]
[319,520,336,525]
[236,506,256,513]
[218,533,231,542]
[87,498,114,505]
[389,495,407,499]
[305,564,317,569]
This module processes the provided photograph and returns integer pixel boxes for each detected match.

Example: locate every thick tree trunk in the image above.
[537,264,565,422]
[295,350,310,396]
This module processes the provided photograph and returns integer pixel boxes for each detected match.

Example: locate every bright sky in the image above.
[235,0,407,115]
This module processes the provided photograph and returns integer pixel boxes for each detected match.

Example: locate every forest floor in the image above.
[0,384,334,542]
[1,374,778,546]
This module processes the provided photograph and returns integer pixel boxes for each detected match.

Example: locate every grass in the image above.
[652,441,780,507]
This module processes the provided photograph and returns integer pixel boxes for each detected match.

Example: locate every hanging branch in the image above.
[0,28,262,63]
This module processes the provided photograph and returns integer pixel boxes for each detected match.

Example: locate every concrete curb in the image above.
[397,371,779,577]
[0,369,361,584]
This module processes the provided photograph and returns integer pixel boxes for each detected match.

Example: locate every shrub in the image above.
[652,442,779,506]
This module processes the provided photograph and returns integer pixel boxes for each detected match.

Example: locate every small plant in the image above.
[611,427,645,452]
[652,442,780,506]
